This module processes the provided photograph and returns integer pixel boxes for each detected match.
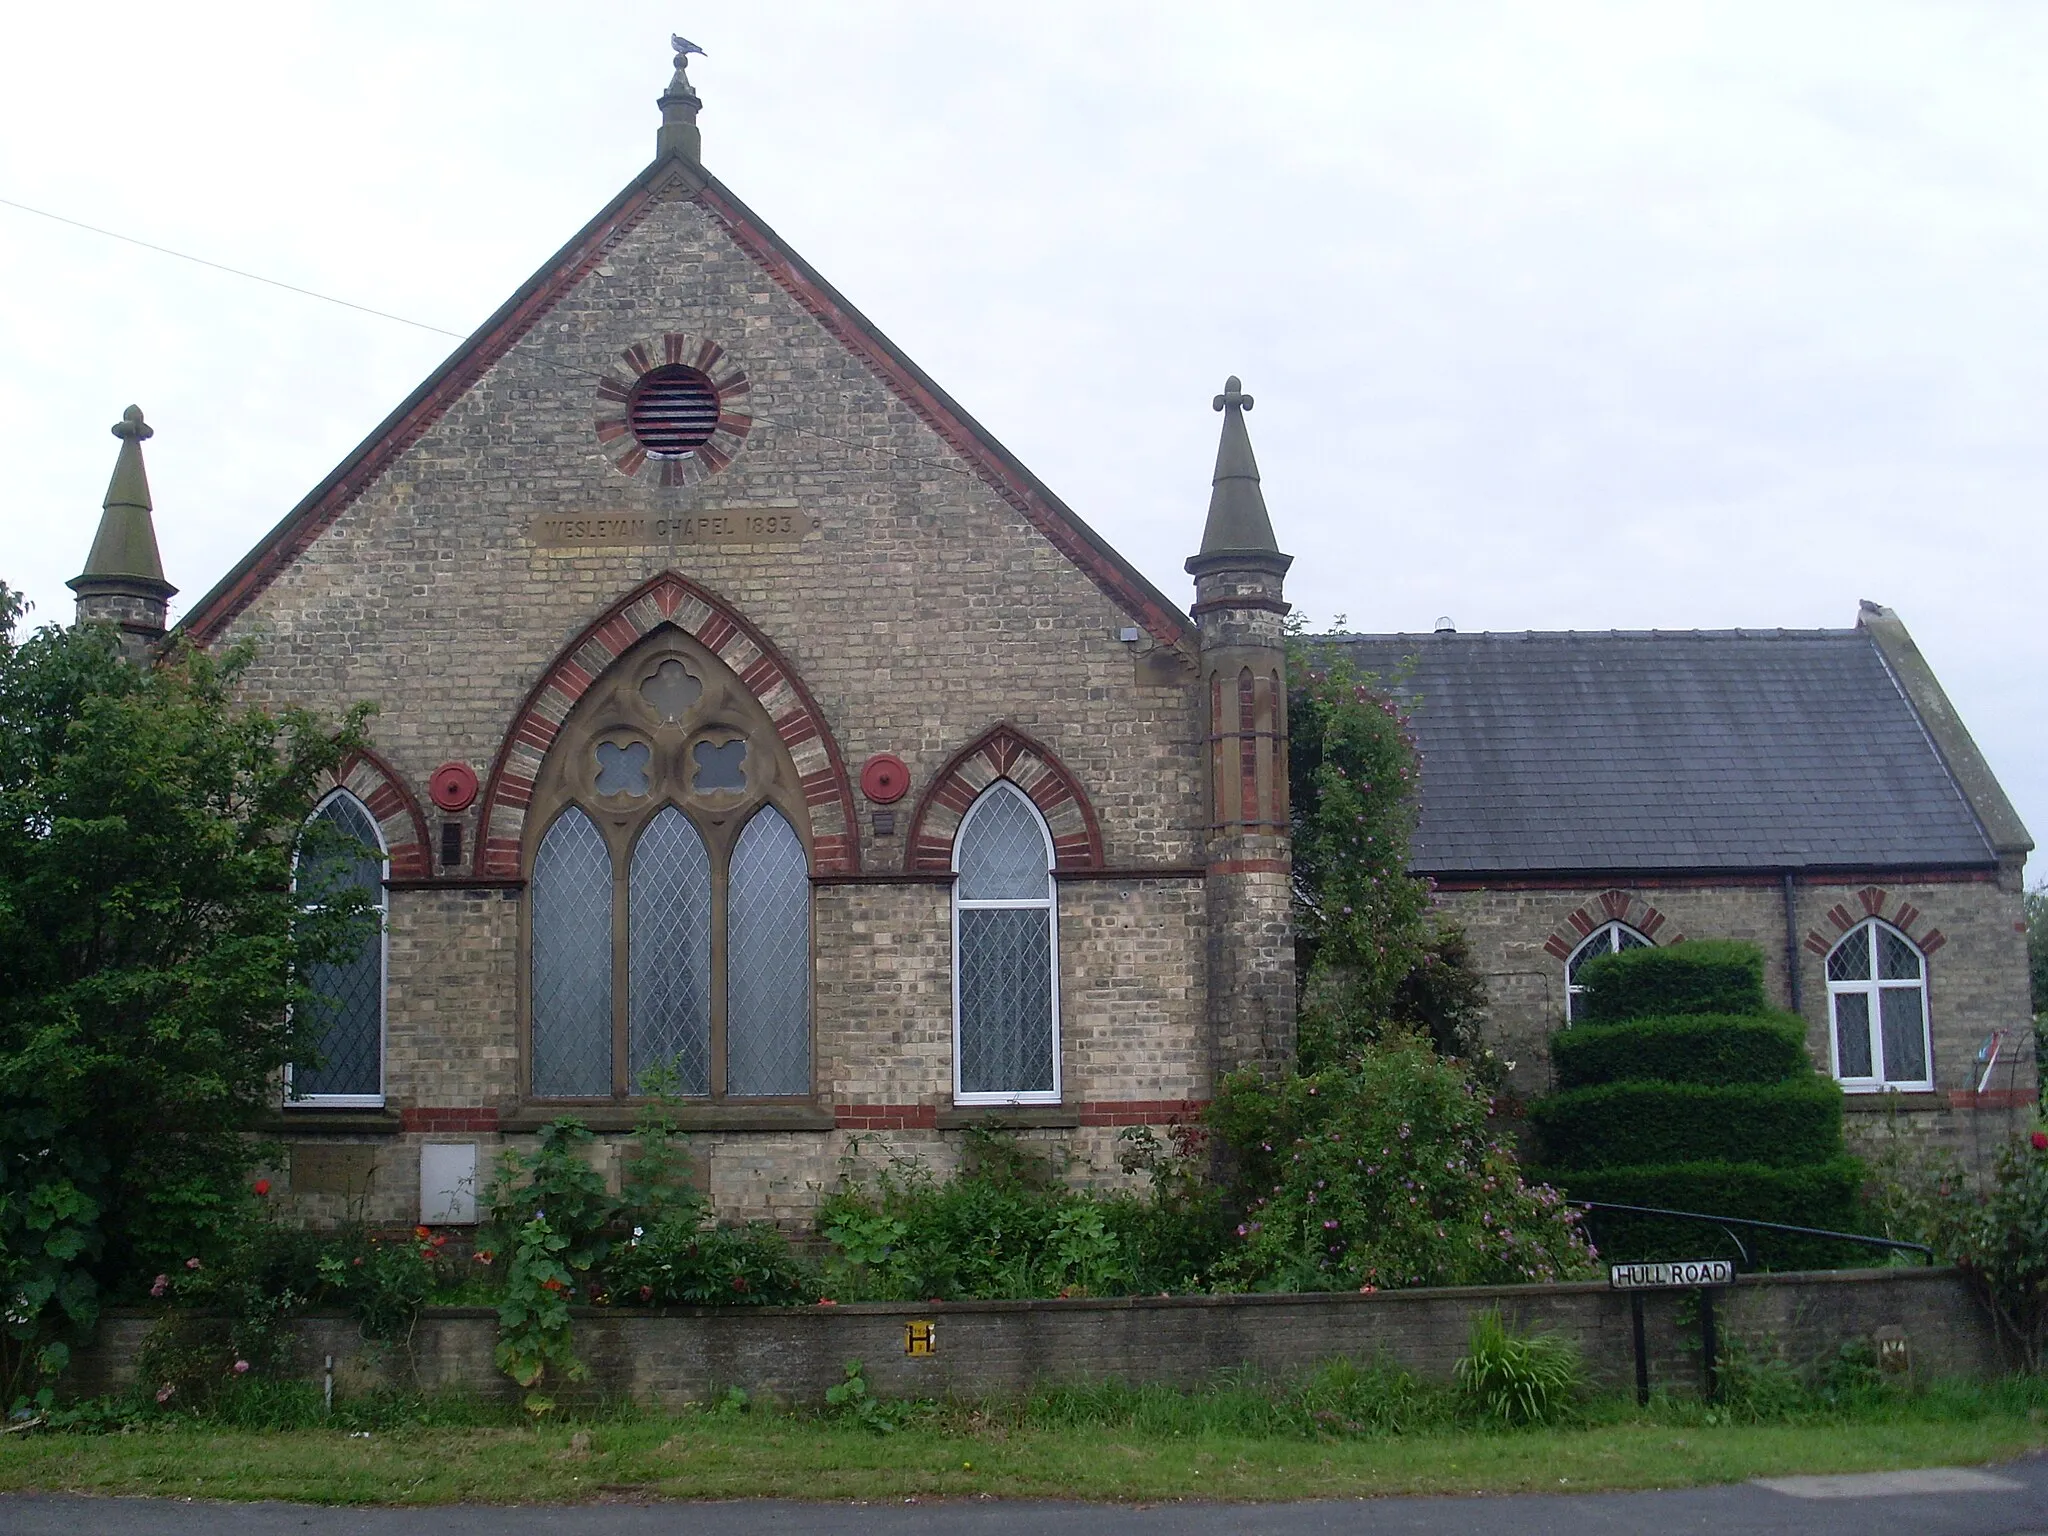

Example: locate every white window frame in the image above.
[286,787,389,1109]
[1826,918,1934,1093]
[1564,920,1652,1024]
[951,780,1062,1106]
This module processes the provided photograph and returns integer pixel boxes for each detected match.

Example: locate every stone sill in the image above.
[1842,1092,1947,1114]
[265,1109,404,1135]
[934,1105,1083,1130]
[502,1103,835,1133]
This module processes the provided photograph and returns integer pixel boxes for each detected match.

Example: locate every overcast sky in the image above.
[4,3,2043,865]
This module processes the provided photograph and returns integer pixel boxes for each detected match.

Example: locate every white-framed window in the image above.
[952,780,1060,1104]
[289,789,387,1106]
[1826,919,1933,1091]
[1564,921,1652,1024]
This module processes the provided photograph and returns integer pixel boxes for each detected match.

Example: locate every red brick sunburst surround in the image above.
[904,724,1104,874]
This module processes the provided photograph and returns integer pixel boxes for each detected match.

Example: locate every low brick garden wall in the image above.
[67,1267,1999,1409]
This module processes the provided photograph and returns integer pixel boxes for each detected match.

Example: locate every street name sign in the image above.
[1609,1259,1734,1290]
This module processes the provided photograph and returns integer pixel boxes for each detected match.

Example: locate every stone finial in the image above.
[1190,375,1284,564]
[70,405,175,650]
[657,35,706,162]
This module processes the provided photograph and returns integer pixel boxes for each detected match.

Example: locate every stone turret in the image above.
[69,405,175,661]
[1188,377,1295,1072]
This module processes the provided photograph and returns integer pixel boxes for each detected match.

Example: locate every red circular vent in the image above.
[429,762,478,812]
[860,753,910,805]
[628,366,721,456]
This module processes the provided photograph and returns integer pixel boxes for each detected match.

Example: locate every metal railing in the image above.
[1571,1200,1934,1269]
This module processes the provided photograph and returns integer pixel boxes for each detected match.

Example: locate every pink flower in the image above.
[149,1274,169,1298]
[2031,1131,2047,1152]
[184,1258,202,1270]
[1323,1220,1339,1230]
[232,1360,250,1374]
[155,1383,175,1404]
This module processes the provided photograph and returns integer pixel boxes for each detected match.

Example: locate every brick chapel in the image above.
[67,46,2035,1225]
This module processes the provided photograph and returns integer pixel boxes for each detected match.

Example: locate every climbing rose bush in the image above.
[1209,1039,1597,1292]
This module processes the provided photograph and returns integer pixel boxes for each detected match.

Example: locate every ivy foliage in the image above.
[1285,646,1488,1072]
[0,584,369,1387]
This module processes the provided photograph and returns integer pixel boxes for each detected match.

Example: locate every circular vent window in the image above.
[628,366,721,457]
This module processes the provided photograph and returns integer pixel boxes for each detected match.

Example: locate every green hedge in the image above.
[1576,941,1766,1024]
[1551,1012,1810,1090]
[1554,1157,1869,1271]
[1530,1076,1843,1172]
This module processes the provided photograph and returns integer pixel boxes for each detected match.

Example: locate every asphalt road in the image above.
[5,1458,2047,1536]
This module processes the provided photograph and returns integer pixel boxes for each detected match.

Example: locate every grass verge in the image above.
[3,1377,2046,1505]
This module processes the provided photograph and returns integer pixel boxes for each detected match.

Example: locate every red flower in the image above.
[414,1225,432,1239]
[639,1285,654,1301]
[253,1179,271,1197]
[2031,1131,2047,1152]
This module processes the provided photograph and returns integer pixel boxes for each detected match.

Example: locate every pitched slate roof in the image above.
[1326,628,1996,876]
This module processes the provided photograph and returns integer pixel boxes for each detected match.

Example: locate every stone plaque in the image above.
[291,1143,378,1200]
[532,505,815,549]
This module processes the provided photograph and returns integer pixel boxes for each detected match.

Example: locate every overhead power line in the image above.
[0,194,468,338]
[0,191,982,480]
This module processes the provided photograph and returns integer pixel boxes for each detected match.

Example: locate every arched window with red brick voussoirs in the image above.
[1826,919,1933,1092]
[523,626,813,1103]
[952,780,1060,1106]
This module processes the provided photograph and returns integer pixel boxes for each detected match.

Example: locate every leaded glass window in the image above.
[522,628,816,1102]
[1827,920,1932,1090]
[1564,921,1652,1024]
[954,781,1059,1102]
[629,808,713,1095]
[726,807,810,1097]
[291,790,386,1103]
[532,807,614,1097]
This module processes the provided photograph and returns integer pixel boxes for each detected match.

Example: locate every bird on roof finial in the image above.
[673,35,705,64]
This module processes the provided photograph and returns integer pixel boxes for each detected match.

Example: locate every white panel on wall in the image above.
[419,1142,479,1225]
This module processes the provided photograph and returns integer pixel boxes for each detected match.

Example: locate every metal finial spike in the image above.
[112,404,153,442]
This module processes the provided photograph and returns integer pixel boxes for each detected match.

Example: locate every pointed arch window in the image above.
[953,781,1059,1104]
[524,628,814,1102]
[1826,920,1932,1091]
[291,789,387,1105]
[1564,921,1652,1024]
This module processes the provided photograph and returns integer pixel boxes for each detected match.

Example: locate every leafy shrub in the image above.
[819,1127,1225,1301]
[1453,1308,1584,1426]
[1884,1127,2048,1370]
[0,588,369,1367]
[315,1225,449,1342]
[494,1210,585,1416]
[1530,1078,1844,1171]
[1208,1040,1596,1291]
[1574,942,1765,1023]
[1551,1013,1809,1090]
[485,1119,618,1273]
[607,1217,814,1307]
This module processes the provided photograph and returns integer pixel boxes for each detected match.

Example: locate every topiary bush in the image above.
[1531,941,1863,1270]
[1529,1078,1843,1171]
[1572,940,1765,1023]
[1550,1012,1808,1090]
